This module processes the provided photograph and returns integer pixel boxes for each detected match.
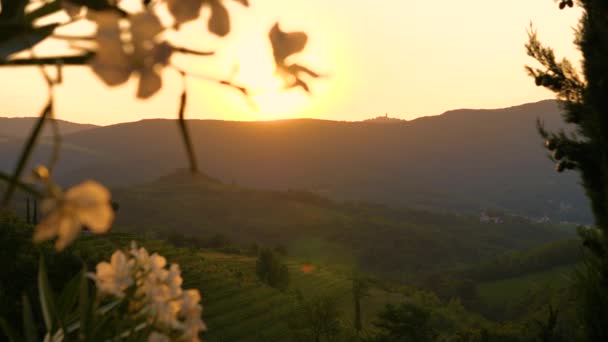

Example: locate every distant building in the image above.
[536,216,551,223]
[364,113,405,124]
[479,211,503,224]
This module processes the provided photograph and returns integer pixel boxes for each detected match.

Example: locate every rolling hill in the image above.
[0,100,591,222]
[108,169,574,280]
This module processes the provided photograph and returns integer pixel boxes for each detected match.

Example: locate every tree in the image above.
[525,1,608,340]
[370,302,435,342]
[351,272,370,333]
[255,247,289,290]
[288,294,342,342]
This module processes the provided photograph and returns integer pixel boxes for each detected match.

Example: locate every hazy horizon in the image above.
[1,98,556,126]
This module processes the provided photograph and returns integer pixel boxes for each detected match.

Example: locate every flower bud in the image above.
[32,165,50,180]
[552,149,564,160]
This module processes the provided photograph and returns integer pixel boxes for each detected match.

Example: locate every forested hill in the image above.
[0,100,590,222]
[111,169,574,280]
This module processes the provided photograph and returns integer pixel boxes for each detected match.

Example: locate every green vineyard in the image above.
[75,233,407,341]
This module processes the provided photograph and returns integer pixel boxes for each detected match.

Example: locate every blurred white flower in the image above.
[93,250,135,297]
[89,10,172,99]
[148,331,170,342]
[95,242,205,339]
[166,264,184,298]
[179,289,206,341]
[33,180,114,251]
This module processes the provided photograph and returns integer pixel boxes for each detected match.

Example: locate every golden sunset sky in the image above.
[0,0,582,125]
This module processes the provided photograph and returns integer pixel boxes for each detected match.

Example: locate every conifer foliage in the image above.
[526,1,608,340]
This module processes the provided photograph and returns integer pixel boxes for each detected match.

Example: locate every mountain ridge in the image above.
[0,99,590,222]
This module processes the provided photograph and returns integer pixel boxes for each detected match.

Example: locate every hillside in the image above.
[0,100,591,222]
[110,169,574,280]
[0,117,97,140]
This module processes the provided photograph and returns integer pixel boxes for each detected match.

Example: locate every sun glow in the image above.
[184,2,348,122]
[224,33,314,121]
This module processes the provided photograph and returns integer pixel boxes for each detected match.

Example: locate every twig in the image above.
[0,53,94,66]
[0,171,42,198]
[30,49,62,174]
[170,64,248,95]
[176,70,199,174]
[1,101,52,206]
[172,46,215,57]
[51,34,94,41]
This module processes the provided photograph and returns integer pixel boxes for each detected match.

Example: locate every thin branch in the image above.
[170,64,248,95]
[0,53,94,66]
[47,117,62,173]
[0,171,42,198]
[1,101,52,207]
[51,34,94,41]
[29,49,62,174]
[172,46,215,57]
[176,71,199,174]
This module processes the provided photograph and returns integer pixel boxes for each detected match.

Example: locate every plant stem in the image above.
[1,101,52,207]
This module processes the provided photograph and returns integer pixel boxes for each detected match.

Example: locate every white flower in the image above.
[89,10,172,99]
[179,289,206,341]
[148,331,170,342]
[93,250,135,297]
[94,243,205,340]
[166,264,184,298]
[33,181,114,251]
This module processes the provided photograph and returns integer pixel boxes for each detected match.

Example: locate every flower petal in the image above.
[65,181,111,206]
[90,11,132,86]
[137,69,162,99]
[33,212,61,243]
[131,11,164,42]
[165,0,205,27]
[54,214,80,251]
[79,204,113,233]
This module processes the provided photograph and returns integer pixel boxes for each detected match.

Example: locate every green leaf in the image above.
[0,23,59,59]
[38,256,53,332]
[21,295,38,342]
[38,255,59,333]
[0,317,24,342]
[79,265,91,339]
[57,270,83,318]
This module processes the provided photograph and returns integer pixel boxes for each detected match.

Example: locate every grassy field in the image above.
[477,264,576,308]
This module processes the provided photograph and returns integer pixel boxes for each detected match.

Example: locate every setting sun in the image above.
[227,34,314,121]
